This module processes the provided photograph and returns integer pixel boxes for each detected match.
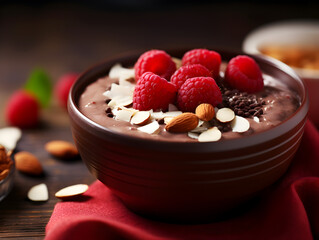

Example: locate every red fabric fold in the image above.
[46,121,319,240]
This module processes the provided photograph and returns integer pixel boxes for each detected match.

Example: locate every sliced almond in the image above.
[0,127,22,151]
[28,183,49,202]
[137,121,160,134]
[151,111,165,120]
[55,184,89,200]
[190,126,208,133]
[45,140,79,160]
[108,96,133,108]
[103,83,134,99]
[231,116,250,133]
[165,113,199,133]
[130,111,151,125]
[195,103,215,121]
[151,111,183,120]
[216,108,235,123]
[109,63,135,83]
[121,107,139,114]
[190,120,208,133]
[163,111,183,118]
[164,117,174,124]
[198,127,222,142]
[15,151,43,175]
[197,120,204,127]
[107,98,117,108]
[187,132,200,139]
[115,109,134,122]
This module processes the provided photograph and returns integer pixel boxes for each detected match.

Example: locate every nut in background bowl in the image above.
[243,20,319,127]
[0,158,15,202]
[68,49,308,222]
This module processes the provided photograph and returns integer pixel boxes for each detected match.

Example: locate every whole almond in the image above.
[45,140,79,160]
[15,151,43,175]
[195,103,215,121]
[165,113,199,133]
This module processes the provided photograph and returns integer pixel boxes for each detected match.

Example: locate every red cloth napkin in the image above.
[46,121,319,240]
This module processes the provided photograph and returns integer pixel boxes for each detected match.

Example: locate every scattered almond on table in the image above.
[27,183,49,202]
[55,184,89,200]
[45,140,79,160]
[14,151,43,176]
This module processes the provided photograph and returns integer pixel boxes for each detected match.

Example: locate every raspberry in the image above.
[134,50,176,81]
[224,55,264,93]
[5,90,39,128]
[170,64,211,89]
[133,72,177,111]
[55,73,78,109]
[177,77,222,112]
[182,49,221,79]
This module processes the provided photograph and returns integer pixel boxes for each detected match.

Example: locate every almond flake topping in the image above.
[188,132,200,139]
[115,109,134,122]
[216,108,235,123]
[109,63,135,83]
[198,127,222,142]
[231,116,250,133]
[131,111,151,125]
[137,121,160,134]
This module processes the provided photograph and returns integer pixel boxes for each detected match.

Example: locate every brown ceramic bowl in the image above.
[68,49,308,222]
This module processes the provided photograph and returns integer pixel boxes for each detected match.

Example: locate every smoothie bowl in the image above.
[68,49,308,222]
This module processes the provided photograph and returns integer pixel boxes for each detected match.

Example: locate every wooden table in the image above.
[0,2,318,239]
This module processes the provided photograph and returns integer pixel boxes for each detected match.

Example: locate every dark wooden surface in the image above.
[0,2,318,239]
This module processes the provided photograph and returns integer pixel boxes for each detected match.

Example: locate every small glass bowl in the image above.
[0,161,15,202]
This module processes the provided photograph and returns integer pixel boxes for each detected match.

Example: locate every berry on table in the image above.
[134,50,176,81]
[133,72,177,111]
[224,55,264,93]
[182,49,221,79]
[170,64,211,89]
[5,90,39,128]
[177,77,222,112]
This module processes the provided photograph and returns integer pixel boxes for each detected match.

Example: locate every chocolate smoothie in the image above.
[79,72,299,142]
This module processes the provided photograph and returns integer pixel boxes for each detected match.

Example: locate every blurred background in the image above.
[1,0,319,124]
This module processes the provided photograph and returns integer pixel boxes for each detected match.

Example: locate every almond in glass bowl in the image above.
[0,146,15,202]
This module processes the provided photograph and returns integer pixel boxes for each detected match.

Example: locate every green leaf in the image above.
[24,68,52,108]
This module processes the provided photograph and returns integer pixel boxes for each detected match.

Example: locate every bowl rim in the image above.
[242,20,319,79]
[68,48,309,153]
